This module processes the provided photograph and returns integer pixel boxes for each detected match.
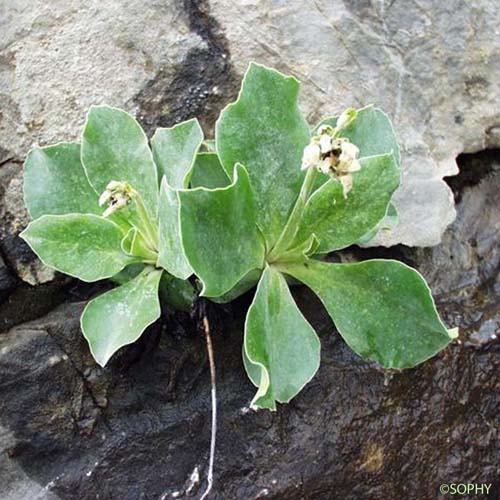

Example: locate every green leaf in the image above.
[159,272,196,312]
[356,203,399,245]
[82,105,158,218]
[244,266,321,410]
[189,153,231,189]
[111,263,146,285]
[20,214,132,282]
[317,105,401,167]
[210,268,261,304]
[179,163,265,298]
[151,118,203,188]
[281,259,453,369]
[24,142,101,219]
[120,227,158,262]
[81,267,162,366]
[294,153,400,253]
[216,63,310,246]
[157,178,193,279]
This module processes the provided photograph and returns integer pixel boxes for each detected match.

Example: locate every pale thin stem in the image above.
[199,315,217,500]
[133,194,159,251]
[268,167,318,262]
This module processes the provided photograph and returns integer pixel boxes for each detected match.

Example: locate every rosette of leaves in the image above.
[178,63,457,410]
[21,106,208,366]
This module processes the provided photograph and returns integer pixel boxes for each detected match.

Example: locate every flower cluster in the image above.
[99,180,134,217]
[301,109,361,197]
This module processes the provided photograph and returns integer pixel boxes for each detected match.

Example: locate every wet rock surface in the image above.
[1,0,499,498]
[1,162,499,499]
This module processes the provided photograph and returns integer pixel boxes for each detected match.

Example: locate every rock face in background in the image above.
[0,1,499,499]
[210,0,500,247]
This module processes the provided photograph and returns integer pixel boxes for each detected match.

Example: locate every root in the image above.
[199,315,217,500]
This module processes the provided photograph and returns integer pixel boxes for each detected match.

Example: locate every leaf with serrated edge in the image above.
[24,142,101,219]
[151,118,203,188]
[294,153,400,253]
[81,267,162,366]
[81,105,158,219]
[216,63,310,246]
[20,214,133,282]
[179,163,265,298]
[280,259,453,369]
[157,177,192,279]
[244,266,321,410]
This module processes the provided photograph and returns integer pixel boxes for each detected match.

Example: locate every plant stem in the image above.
[133,194,159,252]
[268,167,318,262]
[199,315,217,500]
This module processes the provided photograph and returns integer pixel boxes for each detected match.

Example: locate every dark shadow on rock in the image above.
[133,0,238,137]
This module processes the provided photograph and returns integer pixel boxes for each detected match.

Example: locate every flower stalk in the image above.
[267,166,318,262]
[99,180,159,254]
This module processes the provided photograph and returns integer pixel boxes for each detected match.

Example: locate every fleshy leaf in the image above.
[157,177,192,279]
[189,153,231,189]
[81,267,162,366]
[151,118,203,188]
[20,214,132,282]
[179,163,265,298]
[216,63,310,246]
[317,105,401,167]
[294,153,400,253]
[210,269,261,304]
[159,272,196,312]
[244,266,321,410]
[281,259,453,369]
[24,142,101,219]
[82,105,158,218]
[111,263,145,285]
[121,227,157,262]
[356,203,399,245]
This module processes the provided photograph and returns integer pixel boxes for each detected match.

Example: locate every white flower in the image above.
[339,175,353,198]
[98,190,112,207]
[99,180,133,217]
[102,192,130,218]
[301,142,321,170]
[337,141,361,174]
[317,157,332,175]
[319,133,332,155]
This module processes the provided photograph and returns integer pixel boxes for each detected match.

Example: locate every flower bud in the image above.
[335,108,357,131]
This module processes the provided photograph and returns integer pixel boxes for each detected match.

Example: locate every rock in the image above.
[0,0,234,284]
[0,164,498,497]
[209,0,500,246]
[0,0,205,159]
[0,162,56,285]
[0,1,499,498]
[2,0,498,256]
[0,254,16,302]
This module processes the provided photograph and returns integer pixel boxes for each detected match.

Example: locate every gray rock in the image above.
[0,1,499,498]
[2,0,498,253]
[210,0,500,246]
[0,0,204,159]
[0,0,235,284]
[0,162,56,285]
